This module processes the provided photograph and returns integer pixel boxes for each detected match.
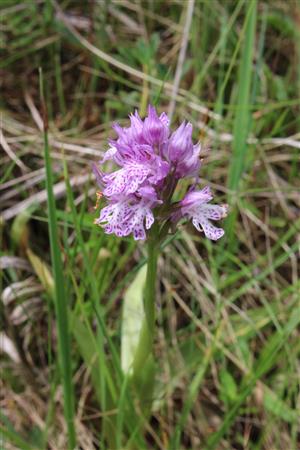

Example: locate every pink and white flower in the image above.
[180,187,228,240]
[93,105,227,241]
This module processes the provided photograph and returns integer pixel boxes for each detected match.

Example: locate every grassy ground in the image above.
[1,1,300,449]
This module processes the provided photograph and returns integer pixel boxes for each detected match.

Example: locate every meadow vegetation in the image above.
[1,0,300,449]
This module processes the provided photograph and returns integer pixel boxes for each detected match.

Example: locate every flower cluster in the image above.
[93,106,227,241]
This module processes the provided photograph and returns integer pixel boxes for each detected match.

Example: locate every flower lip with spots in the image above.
[180,187,228,241]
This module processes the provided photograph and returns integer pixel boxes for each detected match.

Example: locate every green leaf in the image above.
[11,205,36,250]
[27,248,54,297]
[263,389,297,424]
[121,265,147,374]
[219,368,238,404]
[71,316,103,404]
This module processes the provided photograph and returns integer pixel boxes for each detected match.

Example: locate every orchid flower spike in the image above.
[93,105,227,241]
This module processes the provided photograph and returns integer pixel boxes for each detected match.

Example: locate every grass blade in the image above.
[226,0,257,245]
[39,68,76,449]
[206,304,300,449]
[0,413,36,450]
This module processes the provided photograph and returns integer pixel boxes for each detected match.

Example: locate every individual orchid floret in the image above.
[100,149,169,197]
[112,111,144,147]
[165,121,193,164]
[102,163,151,197]
[128,110,144,142]
[94,195,155,241]
[143,105,170,146]
[175,142,202,178]
[180,187,228,241]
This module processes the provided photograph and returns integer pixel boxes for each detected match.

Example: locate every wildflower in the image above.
[93,106,227,240]
[180,187,228,241]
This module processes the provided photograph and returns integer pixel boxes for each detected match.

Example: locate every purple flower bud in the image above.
[129,110,144,142]
[165,121,193,164]
[92,163,104,188]
[176,143,201,178]
[143,105,169,146]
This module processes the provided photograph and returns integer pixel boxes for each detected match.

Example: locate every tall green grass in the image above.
[39,69,76,449]
[226,0,257,247]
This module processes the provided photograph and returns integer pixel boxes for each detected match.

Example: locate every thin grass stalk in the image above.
[39,68,76,449]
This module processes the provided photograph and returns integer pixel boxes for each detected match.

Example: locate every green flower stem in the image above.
[144,238,159,340]
[132,237,159,376]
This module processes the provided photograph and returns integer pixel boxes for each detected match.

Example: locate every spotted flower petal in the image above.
[180,188,228,241]
[95,198,155,241]
[102,164,151,197]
